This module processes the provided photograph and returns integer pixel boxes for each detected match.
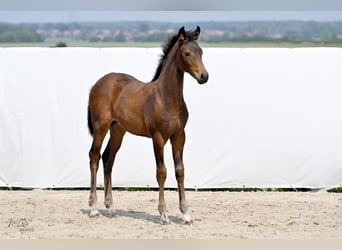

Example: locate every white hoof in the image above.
[183,213,193,225]
[89,208,99,218]
[160,213,170,225]
[107,207,117,218]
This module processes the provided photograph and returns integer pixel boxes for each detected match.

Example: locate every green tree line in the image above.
[0,25,42,43]
[1,21,342,44]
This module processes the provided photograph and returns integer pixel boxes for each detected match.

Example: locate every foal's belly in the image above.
[122,121,151,138]
[113,110,151,138]
[114,110,184,140]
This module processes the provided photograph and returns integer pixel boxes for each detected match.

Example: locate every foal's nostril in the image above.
[199,73,209,84]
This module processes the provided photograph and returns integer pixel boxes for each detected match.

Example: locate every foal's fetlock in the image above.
[104,199,111,209]
[88,195,99,218]
[88,196,95,206]
[104,200,116,218]
[179,203,193,224]
[107,207,116,218]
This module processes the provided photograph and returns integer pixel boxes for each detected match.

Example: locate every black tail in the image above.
[87,105,94,136]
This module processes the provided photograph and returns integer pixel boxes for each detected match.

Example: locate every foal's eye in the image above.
[184,52,191,57]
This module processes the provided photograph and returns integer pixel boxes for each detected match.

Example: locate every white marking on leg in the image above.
[183,213,193,225]
[89,208,99,218]
[107,206,116,218]
[160,212,170,225]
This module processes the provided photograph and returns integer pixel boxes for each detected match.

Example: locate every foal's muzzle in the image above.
[197,72,209,84]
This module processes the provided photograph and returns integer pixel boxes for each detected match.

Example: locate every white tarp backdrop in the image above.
[0,47,341,189]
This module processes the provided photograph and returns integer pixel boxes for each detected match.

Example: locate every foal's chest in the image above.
[159,108,188,134]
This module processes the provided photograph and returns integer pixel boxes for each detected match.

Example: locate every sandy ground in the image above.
[0,190,341,239]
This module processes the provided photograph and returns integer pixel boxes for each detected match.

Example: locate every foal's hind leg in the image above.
[88,123,109,217]
[171,130,193,224]
[102,123,125,217]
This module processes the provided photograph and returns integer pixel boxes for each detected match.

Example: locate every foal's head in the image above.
[177,26,209,84]
[152,26,209,84]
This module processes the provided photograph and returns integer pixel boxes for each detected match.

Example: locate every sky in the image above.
[1,0,342,11]
[1,0,342,23]
[1,11,342,23]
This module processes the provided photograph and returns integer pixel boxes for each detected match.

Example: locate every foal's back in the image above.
[89,72,155,137]
[90,72,145,102]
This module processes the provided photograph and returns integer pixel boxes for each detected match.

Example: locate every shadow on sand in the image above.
[80,208,184,225]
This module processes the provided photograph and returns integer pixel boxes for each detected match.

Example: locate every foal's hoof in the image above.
[160,213,171,225]
[107,207,117,218]
[183,214,193,225]
[89,209,99,218]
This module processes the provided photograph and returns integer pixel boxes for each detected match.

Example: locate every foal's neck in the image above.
[157,42,185,109]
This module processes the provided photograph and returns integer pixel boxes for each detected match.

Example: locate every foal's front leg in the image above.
[171,130,193,224]
[152,132,170,224]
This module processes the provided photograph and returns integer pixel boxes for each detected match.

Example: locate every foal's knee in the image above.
[89,148,100,160]
[175,165,184,180]
[156,166,167,183]
[89,151,101,170]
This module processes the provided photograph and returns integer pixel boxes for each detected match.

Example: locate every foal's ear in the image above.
[193,26,201,40]
[178,26,186,41]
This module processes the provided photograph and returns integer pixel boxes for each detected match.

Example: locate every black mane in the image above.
[152,29,198,81]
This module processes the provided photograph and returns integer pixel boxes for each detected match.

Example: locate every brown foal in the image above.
[87,26,208,224]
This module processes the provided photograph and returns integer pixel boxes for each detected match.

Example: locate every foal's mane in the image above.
[152,28,198,81]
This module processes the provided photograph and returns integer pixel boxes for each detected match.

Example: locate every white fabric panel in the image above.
[0,47,341,189]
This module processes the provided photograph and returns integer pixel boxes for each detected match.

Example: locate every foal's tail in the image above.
[87,105,94,136]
